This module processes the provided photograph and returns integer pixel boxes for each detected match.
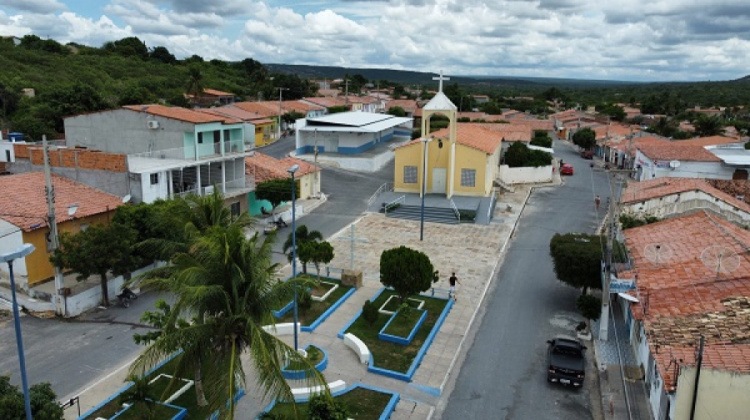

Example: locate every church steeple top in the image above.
[433,70,450,93]
[424,70,457,111]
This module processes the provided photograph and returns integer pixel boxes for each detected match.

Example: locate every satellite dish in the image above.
[700,245,740,276]
[669,160,680,169]
[122,194,132,203]
[643,243,673,264]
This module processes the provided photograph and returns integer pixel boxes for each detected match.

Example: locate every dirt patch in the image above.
[0,309,11,323]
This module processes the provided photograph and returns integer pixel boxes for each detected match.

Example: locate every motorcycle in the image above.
[117,287,138,308]
[273,216,288,228]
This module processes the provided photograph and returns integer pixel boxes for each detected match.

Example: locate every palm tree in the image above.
[120,374,158,420]
[132,226,326,419]
[186,66,204,107]
[283,225,323,274]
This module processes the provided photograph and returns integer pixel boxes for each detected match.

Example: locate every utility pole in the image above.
[276,87,289,140]
[313,129,319,198]
[344,79,350,108]
[43,135,65,316]
[689,335,705,420]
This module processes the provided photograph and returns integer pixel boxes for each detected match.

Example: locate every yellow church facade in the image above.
[393,73,502,199]
[394,124,502,197]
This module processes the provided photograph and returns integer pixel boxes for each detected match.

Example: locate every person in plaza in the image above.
[449,272,460,300]
[595,195,601,210]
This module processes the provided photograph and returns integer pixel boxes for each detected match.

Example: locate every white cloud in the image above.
[0,0,746,81]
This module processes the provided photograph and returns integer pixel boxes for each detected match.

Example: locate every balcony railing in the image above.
[130,140,247,161]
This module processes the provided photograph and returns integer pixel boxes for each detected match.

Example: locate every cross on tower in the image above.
[433,70,450,93]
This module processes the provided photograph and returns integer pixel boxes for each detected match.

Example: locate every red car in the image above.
[561,163,574,175]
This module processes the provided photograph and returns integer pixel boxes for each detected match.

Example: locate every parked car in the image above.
[580,149,594,159]
[561,163,574,175]
[546,335,586,387]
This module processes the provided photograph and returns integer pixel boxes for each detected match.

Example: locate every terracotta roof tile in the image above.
[397,124,503,154]
[637,142,720,162]
[621,177,750,214]
[302,97,347,108]
[0,172,124,231]
[245,152,318,183]
[123,104,224,124]
[232,102,281,118]
[385,99,419,113]
[202,88,234,97]
[677,136,741,147]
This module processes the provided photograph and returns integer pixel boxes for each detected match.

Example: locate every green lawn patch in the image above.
[279,278,352,326]
[285,345,323,371]
[267,387,392,420]
[381,295,422,312]
[346,290,448,373]
[115,402,182,420]
[382,307,423,337]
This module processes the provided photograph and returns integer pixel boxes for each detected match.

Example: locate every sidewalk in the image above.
[593,306,653,420]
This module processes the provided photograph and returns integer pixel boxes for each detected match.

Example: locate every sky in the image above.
[0,0,748,82]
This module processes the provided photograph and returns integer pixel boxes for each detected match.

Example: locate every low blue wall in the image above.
[281,345,328,380]
[367,296,454,382]
[257,384,399,420]
[378,308,427,345]
[302,287,356,332]
[337,287,386,339]
[272,299,294,318]
[110,401,187,420]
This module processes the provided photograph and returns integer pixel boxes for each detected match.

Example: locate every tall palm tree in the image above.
[132,226,326,419]
[186,66,204,107]
[283,225,323,274]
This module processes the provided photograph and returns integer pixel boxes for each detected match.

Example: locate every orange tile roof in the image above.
[123,104,224,124]
[637,142,720,162]
[302,97,347,108]
[232,101,281,118]
[677,135,741,147]
[621,210,750,390]
[621,177,750,214]
[653,343,750,392]
[316,89,340,97]
[398,124,503,154]
[609,136,668,155]
[468,122,532,142]
[202,88,234,97]
[0,172,123,232]
[198,106,264,122]
[281,100,325,114]
[245,152,318,183]
[385,100,418,113]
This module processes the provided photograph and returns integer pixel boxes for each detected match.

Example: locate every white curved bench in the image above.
[262,323,300,336]
[343,333,370,365]
[291,379,346,401]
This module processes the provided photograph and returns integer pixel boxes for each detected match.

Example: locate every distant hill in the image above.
[265,63,640,90]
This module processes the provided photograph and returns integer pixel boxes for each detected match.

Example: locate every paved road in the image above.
[0,291,169,403]
[440,142,611,420]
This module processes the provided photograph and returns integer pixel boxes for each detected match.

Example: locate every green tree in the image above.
[283,225,323,273]
[309,241,334,279]
[576,294,601,330]
[103,36,148,59]
[0,375,64,420]
[51,222,138,306]
[185,66,204,105]
[386,106,406,117]
[362,300,379,326]
[256,179,297,213]
[503,142,552,167]
[149,46,176,64]
[572,127,596,150]
[119,374,158,420]
[549,233,603,295]
[308,394,348,420]
[132,225,325,419]
[694,114,723,136]
[379,246,438,304]
[530,131,552,148]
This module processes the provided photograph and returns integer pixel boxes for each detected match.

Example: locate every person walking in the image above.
[449,272,461,301]
[595,195,601,211]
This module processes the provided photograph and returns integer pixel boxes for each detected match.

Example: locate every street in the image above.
[439,141,611,419]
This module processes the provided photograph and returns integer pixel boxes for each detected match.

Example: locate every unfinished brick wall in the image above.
[15,145,127,172]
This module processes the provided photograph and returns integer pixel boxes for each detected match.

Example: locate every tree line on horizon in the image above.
[1,34,749,141]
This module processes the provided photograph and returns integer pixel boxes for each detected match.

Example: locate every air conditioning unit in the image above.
[147,120,159,129]
[203,185,215,195]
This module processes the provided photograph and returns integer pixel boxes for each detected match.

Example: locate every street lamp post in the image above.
[277,87,290,140]
[287,164,300,352]
[420,137,431,241]
[1,243,37,420]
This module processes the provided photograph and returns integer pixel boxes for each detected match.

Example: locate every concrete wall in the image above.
[453,145,492,197]
[0,140,17,162]
[64,109,194,154]
[635,150,733,181]
[674,368,750,420]
[498,164,553,184]
[622,190,750,226]
[141,171,169,204]
[0,219,25,275]
[8,159,131,199]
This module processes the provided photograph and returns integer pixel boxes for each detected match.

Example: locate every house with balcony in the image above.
[63,104,252,213]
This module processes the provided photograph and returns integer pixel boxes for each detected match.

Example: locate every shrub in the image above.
[576,294,602,323]
[504,142,553,167]
[308,394,348,420]
[362,300,379,326]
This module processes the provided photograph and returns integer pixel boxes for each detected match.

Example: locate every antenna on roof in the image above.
[700,245,740,277]
[643,243,673,265]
